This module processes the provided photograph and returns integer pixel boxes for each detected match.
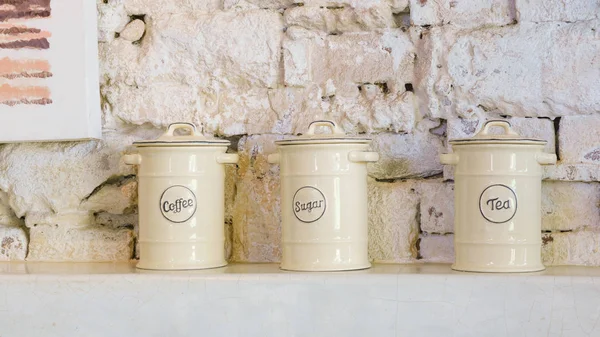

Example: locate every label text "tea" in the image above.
[486,198,510,211]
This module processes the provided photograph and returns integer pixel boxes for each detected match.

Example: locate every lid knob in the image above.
[477,120,520,137]
[306,120,345,136]
[158,122,207,141]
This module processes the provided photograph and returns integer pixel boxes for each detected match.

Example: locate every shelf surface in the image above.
[0,262,599,337]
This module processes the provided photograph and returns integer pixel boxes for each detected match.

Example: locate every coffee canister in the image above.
[124,123,238,270]
[268,120,379,271]
[440,120,556,272]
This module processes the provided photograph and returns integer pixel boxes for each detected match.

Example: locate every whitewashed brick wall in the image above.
[0,0,597,264]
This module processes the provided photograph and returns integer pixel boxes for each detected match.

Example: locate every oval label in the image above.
[293,186,326,223]
[479,184,517,224]
[159,185,197,223]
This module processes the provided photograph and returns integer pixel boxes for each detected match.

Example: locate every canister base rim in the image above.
[136,261,227,271]
[280,263,371,272]
[451,264,546,273]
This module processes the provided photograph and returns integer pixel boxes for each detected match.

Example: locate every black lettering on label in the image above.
[162,198,195,213]
[478,184,518,224]
[295,199,324,214]
[292,186,327,223]
[486,197,511,211]
[159,185,197,223]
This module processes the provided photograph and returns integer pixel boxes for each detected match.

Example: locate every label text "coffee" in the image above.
[163,198,194,214]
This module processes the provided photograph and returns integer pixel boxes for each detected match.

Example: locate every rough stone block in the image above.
[98,39,139,86]
[153,10,282,88]
[542,182,600,232]
[224,0,295,10]
[417,22,600,118]
[284,5,396,33]
[24,212,95,228]
[283,27,414,96]
[97,0,129,43]
[297,0,391,8]
[208,89,271,136]
[328,86,416,134]
[27,226,134,261]
[206,87,320,136]
[543,164,600,182]
[101,10,284,131]
[446,117,556,153]
[0,129,160,218]
[0,191,23,228]
[418,179,454,234]
[80,179,137,215]
[102,82,201,129]
[368,119,445,180]
[542,231,600,266]
[409,0,515,28]
[282,35,312,87]
[107,80,400,137]
[0,227,28,261]
[559,115,600,164]
[232,135,283,262]
[419,233,454,263]
[124,0,222,15]
[101,10,282,90]
[516,0,600,23]
[105,85,321,136]
[94,212,137,229]
[368,179,419,263]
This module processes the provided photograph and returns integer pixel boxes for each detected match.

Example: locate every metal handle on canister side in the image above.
[123,154,142,165]
[267,153,280,164]
[216,153,239,164]
[536,153,557,165]
[348,151,379,163]
[439,153,459,165]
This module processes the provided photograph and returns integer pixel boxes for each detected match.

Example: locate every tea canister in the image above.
[268,120,379,271]
[124,123,238,270]
[440,120,556,273]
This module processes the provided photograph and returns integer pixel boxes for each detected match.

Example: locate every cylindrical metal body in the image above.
[441,120,556,273]
[269,120,379,271]
[124,123,238,270]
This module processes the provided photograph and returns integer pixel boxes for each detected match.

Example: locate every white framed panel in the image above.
[0,0,101,142]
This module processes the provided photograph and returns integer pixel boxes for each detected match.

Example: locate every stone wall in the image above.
[0,0,598,264]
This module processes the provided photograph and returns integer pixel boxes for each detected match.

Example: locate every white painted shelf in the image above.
[1,262,599,337]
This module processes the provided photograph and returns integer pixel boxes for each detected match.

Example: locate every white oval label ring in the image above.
[160,185,197,223]
[293,186,326,223]
[479,184,518,224]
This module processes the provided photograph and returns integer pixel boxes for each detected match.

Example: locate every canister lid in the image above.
[449,120,547,145]
[133,123,230,147]
[275,120,371,145]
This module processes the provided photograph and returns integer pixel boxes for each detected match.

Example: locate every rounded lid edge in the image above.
[274,137,372,145]
[449,138,547,145]
[448,120,546,145]
[133,122,230,147]
[133,139,231,147]
[274,120,372,145]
